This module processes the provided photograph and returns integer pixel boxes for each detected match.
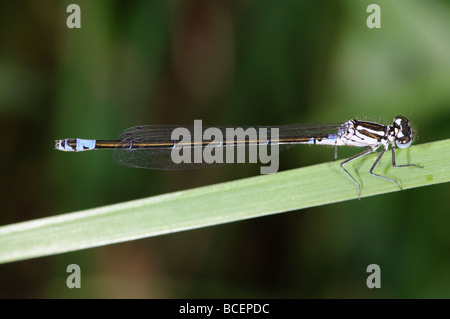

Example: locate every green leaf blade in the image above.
[0,139,449,264]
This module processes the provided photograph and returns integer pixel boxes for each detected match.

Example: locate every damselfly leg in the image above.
[340,146,377,200]
[341,143,421,200]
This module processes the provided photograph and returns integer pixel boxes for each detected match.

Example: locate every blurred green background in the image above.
[1,0,449,298]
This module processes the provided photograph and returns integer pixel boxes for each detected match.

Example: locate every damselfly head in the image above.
[393,116,413,149]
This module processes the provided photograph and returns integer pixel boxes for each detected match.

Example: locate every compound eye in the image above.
[396,136,412,149]
[394,116,408,129]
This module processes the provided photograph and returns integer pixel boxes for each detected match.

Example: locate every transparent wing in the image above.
[117,123,342,140]
[113,124,342,170]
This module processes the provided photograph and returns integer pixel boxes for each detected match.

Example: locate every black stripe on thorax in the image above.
[352,120,388,141]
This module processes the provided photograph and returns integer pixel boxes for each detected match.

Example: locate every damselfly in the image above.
[55,116,420,198]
